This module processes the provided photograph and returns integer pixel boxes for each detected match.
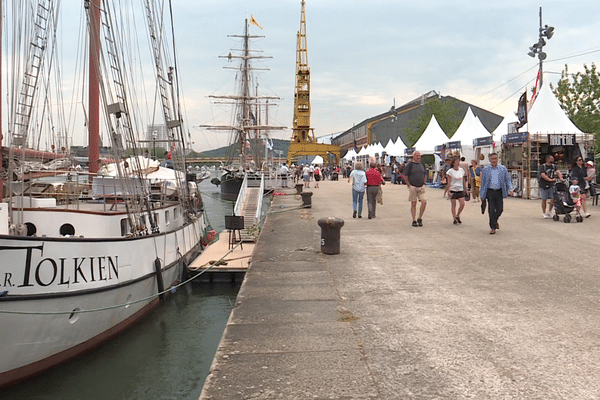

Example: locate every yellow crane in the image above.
[287,0,340,165]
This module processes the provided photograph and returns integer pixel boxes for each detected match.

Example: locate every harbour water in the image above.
[1,173,255,399]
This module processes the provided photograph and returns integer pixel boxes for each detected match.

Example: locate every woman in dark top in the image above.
[570,156,590,217]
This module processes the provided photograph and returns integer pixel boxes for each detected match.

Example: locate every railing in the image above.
[255,174,265,222]
[233,173,249,217]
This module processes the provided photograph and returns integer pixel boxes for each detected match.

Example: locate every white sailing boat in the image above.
[200,17,285,199]
[0,0,213,387]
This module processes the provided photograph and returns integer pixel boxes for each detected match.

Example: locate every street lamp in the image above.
[527,7,554,87]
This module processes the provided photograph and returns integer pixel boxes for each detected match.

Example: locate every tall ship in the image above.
[0,0,212,387]
[201,17,285,200]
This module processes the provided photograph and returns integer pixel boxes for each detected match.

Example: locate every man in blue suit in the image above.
[479,153,514,234]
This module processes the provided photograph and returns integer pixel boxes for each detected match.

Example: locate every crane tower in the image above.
[287,0,340,164]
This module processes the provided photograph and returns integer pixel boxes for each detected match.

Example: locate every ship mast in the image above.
[199,18,284,167]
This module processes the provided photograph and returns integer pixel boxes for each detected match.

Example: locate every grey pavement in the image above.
[200,179,600,399]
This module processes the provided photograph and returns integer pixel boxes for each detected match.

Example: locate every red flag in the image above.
[529,67,541,111]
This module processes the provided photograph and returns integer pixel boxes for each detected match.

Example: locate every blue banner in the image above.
[473,136,494,147]
[446,141,461,149]
[502,132,528,144]
[404,147,415,155]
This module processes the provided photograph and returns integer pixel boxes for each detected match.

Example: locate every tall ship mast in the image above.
[201,17,285,199]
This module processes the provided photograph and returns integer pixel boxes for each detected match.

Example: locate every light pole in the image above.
[152,130,157,159]
[527,7,554,87]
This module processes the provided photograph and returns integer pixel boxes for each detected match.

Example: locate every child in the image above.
[569,177,582,215]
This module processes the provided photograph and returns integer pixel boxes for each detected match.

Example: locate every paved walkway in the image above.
[200,179,600,399]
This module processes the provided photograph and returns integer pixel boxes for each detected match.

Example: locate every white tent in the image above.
[391,137,407,157]
[311,155,324,164]
[525,82,584,137]
[383,138,395,154]
[414,115,449,154]
[343,148,357,160]
[492,111,518,143]
[450,107,491,144]
[449,107,492,161]
[357,146,369,156]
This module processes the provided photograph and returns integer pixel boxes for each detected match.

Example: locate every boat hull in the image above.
[220,173,243,200]
[0,216,206,388]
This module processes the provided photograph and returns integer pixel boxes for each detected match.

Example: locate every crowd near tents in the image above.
[341,82,595,199]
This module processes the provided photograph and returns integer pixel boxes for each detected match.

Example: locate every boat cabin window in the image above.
[165,210,170,226]
[25,222,37,236]
[174,208,178,222]
[120,218,129,236]
[60,224,75,237]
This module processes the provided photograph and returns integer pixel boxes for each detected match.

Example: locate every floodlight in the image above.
[528,51,536,58]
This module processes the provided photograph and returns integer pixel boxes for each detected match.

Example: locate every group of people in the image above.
[281,164,341,188]
[347,151,519,235]
[538,154,595,219]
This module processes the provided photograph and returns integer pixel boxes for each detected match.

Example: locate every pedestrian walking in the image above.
[479,153,514,234]
[348,162,367,218]
[314,165,321,188]
[539,155,563,218]
[469,159,482,202]
[447,157,467,224]
[570,156,591,218]
[365,162,384,219]
[404,151,428,227]
[302,164,311,188]
[280,163,289,188]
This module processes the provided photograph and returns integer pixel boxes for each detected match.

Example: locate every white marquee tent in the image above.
[449,107,492,161]
[414,115,449,154]
[492,111,518,143]
[524,82,584,137]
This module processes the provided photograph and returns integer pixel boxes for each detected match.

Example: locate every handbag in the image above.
[376,186,383,205]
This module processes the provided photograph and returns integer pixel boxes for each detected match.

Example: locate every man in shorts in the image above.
[539,155,563,218]
[404,151,427,227]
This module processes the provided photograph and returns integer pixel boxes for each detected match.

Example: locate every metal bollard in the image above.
[295,183,303,194]
[300,191,313,208]
[317,217,344,255]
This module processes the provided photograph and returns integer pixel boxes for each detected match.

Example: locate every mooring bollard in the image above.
[295,183,303,194]
[317,217,344,255]
[300,191,313,208]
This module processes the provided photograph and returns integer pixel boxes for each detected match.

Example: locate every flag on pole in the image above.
[529,67,541,111]
[516,91,528,128]
[250,15,263,29]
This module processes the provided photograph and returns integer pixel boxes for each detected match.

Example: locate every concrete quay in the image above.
[200,179,600,399]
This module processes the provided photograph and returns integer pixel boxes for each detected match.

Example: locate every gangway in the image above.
[233,173,264,241]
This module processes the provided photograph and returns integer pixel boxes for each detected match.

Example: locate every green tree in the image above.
[551,63,600,153]
[402,98,461,147]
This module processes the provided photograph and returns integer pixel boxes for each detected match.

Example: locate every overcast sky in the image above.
[177,0,600,151]
[8,1,600,152]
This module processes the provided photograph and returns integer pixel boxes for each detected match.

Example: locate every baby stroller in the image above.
[552,181,583,223]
